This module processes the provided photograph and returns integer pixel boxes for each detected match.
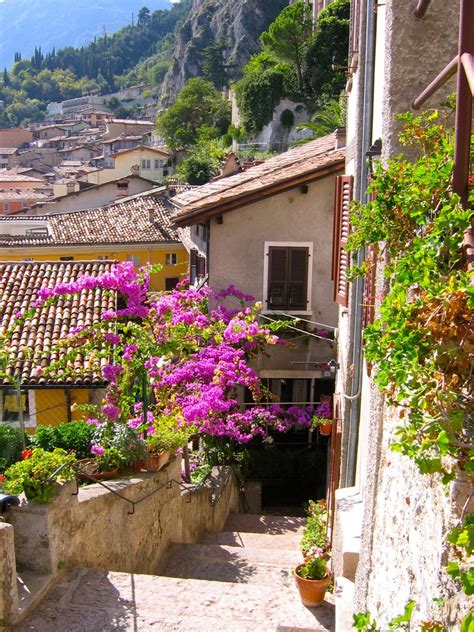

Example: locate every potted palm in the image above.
[294,553,331,607]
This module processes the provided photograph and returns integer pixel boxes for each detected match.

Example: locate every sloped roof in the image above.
[0,260,116,386]
[0,173,45,183]
[172,133,345,226]
[0,189,183,248]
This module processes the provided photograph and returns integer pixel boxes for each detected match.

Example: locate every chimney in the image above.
[334,128,346,149]
[116,180,129,198]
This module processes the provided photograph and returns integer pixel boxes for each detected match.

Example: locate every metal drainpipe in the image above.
[343,0,377,487]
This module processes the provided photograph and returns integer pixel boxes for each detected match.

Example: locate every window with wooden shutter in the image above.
[267,246,309,311]
[196,255,206,278]
[332,175,353,307]
[190,248,198,284]
[349,0,360,71]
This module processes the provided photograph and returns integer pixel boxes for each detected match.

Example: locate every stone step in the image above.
[201,528,303,550]
[16,567,335,632]
[224,512,306,534]
[160,542,303,584]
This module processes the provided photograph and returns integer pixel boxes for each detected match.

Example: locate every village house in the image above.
[0,128,33,149]
[31,173,156,214]
[172,132,345,410]
[0,260,116,430]
[0,148,19,170]
[0,187,189,292]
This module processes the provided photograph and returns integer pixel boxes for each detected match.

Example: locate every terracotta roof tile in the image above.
[172,133,345,225]
[0,260,117,386]
[0,189,187,248]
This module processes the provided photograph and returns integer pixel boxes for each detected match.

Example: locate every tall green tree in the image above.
[260,1,313,93]
[304,0,350,100]
[156,77,231,151]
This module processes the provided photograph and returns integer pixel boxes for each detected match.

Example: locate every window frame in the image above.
[165,253,177,265]
[263,241,313,315]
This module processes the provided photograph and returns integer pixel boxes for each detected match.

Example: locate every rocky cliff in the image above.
[158,0,288,107]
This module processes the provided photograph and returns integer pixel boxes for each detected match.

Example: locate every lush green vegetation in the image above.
[0,425,25,472]
[0,2,191,126]
[234,0,349,135]
[32,421,95,460]
[348,107,473,482]
[156,78,231,152]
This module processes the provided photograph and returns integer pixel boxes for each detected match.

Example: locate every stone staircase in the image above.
[15,513,334,631]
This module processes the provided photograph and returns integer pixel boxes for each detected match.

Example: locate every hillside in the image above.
[158,0,288,106]
[0,0,172,70]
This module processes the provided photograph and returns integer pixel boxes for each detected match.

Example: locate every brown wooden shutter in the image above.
[268,247,288,309]
[349,0,360,69]
[333,175,353,307]
[190,248,197,284]
[196,255,206,278]
[288,247,308,310]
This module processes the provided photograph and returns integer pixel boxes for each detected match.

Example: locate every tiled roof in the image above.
[0,260,116,386]
[0,189,183,247]
[0,148,18,155]
[0,189,51,201]
[172,133,345,225]
[0,172,45,183]
[113,145,170,157]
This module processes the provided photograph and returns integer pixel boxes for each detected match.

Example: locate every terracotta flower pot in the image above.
[76,459,118,481]
[144,450,171,472]
[319,423,332,437]
[294,564,331,607]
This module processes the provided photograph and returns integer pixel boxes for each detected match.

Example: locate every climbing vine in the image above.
[348,108,473,482]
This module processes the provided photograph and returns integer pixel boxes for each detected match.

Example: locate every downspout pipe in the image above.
[343,0,377,487]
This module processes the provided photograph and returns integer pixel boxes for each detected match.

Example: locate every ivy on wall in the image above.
[348,108,473,482]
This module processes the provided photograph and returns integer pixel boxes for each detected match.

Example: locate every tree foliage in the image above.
[155,78,231,152]
[234,0,349,136]
[177,138,227,185]
[260,1,313,93]
[304,0,350,99]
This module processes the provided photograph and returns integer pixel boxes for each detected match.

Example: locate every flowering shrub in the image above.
[300,499,329,554]
[3,264,314,463]
[4,448,76,503]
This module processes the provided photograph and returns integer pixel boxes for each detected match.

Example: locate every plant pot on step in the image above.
[294,564,331,607]
[144,450,171,472]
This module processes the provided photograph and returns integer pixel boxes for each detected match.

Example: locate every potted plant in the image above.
[312,399,333,436]
[294,553,331,607]
[143,413,190,472]
[300,499,330,558]
[3,448,76,503]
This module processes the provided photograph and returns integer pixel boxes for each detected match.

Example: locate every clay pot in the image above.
[319,423,332,437]
[144,450,171,472]
[76,459,118,481]
[294,565,331,607]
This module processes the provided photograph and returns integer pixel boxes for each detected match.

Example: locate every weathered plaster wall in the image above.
[0,522,19,626]
[7,459,239,576]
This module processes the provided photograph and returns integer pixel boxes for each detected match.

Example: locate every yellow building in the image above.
[0,188,189,292]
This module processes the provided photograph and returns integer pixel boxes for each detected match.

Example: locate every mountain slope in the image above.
[0,0,172,69]
[158,0,289,106]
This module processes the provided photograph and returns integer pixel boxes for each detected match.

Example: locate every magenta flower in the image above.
[91,444,105,456]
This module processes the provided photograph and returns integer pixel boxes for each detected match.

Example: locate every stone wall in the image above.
[0,522,19,627]
[7,458,239,577]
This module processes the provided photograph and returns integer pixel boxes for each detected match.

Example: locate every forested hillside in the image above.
[0,1,192,126]
[0,0,172,70]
